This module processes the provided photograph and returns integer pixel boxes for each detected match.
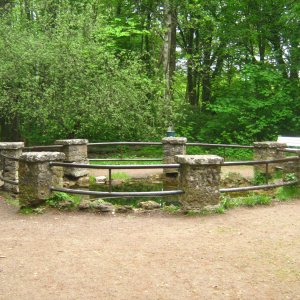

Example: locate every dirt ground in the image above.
[90,165,254,179]
[0,197,299,300]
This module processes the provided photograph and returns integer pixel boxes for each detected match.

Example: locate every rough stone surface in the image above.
[76,176,90,187]
[115,205,134,213]
[161,137,187,145]
[18,153,65,206]
[253,142,287,148]
[254,142,287,174]
[55,139,88,145]
[1,146,24,193]
[90,200,115,213]
[78,200,91,210]
[138,201,161,210]
[19,152,65,162]
[95,176,106,184]
[176,155,223,210]
[162,137,186,175]
[175,155,224,165]
[0,142,24,150]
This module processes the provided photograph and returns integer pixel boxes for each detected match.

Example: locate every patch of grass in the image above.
[89,176,96,185]
[185,204,226,216]
[19,207,35,214]
[19,206,45,214]
[276,185,300,201]
[221,193,272,209]
[111,172,131,181]
[4,196,19,207]
[242,194,272,206]
[46,192,81,209]
[162,204,180,213]
[284,173,297,182]
[186,146,253,161]
[252,171,269,185]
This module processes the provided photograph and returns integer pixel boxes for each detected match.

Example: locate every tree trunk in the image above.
[163,0,176,106]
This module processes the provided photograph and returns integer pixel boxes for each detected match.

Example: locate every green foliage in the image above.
[284,173,297,182]
[89,176,96,185]
[19,206,45,215]
[221,193,272,209]
[0,0,299,147]
[111,172,131,181]
[252,172,268,185]
[46,192,81,209]
[242,194,272,207]
[0,1,167,144]
[4,196,19,207]
[276,185,300,201]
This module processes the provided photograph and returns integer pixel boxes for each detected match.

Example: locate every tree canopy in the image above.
[0,0,299,145]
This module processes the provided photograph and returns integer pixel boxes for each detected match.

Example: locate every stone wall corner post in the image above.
[253,141,287,175]
[54,139,89,185]
[0,142,24,193]
[19,152,65,207]
[175,155,224,211]
[162,137,187,176]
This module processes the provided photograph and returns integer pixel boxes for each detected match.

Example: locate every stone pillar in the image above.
[162,137,187,176]
[0,142,24,193]
[19,152,65,207]
[253,142,287,175]
[54,139,89,182]
[175,155,224,211]
[283,150,300,183]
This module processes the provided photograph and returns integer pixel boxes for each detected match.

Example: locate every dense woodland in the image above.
[0,0,299,145]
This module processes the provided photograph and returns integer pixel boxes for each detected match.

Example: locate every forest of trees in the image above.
[0,0,299,145]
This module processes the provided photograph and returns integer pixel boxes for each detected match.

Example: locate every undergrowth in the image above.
[276,185,300,201]
[45,192,81,209]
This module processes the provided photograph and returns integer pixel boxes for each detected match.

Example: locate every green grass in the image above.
[111,172,131,181]
[162,204,180,213]
[4,196,19,207]
[276,185,300,201]
[186,146,253,161]
[220,193,272,209]
[89,176,96,185]
[46,192,81,209]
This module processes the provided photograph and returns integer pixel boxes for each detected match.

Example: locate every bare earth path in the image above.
[90,165,254,179]
[0,198,300,300]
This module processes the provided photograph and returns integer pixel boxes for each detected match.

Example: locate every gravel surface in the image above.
[0,197,300,300]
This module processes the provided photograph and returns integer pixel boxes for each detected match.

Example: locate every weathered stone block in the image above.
[254,142,287,174]
[55,139,89,178]
[162,137,187,175]
[19,152,65,207]
[176,155,224,211]
[0,142,24,193]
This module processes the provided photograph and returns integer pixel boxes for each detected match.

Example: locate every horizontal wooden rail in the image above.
[50,186,184,198]
[89,158,162,162]
[49,162,180,169]
[222,156,299,166]
[186,143,254,149]
[88,142,162,146]
[220,180,298,193]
